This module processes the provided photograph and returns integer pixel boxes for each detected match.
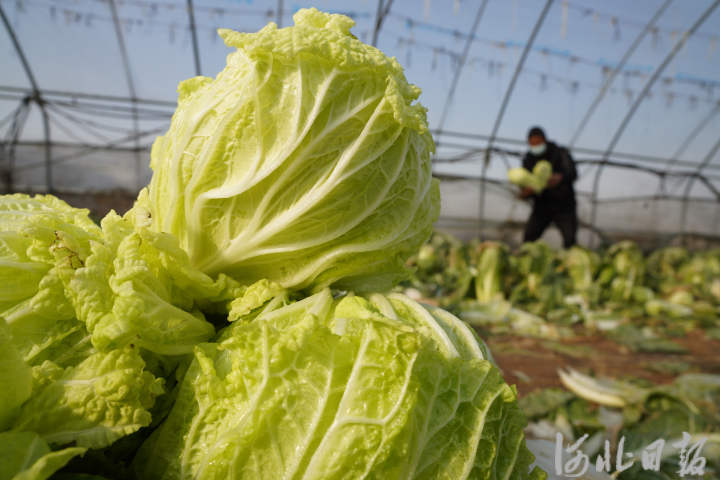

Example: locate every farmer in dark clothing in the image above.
[519,126,579,248]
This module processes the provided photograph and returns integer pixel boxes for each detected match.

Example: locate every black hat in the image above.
[527,126,546,140]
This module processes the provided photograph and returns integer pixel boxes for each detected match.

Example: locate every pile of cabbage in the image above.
[404,234,720,343]
[0,9,544,480]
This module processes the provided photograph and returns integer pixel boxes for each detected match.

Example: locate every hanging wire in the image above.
[44,107,105,146]
[48,100,174,120]
[383,12,720,94]
[15,126,164,172]
[45,102,132,136]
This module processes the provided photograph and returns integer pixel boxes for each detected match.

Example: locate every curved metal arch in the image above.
[659,100,720,194]
[478,0,554,238]
[569,0,673,148]
[435,0,490,134]
[0,4,38,92]
[587,0,720,243]
[679,136,720,234]
[664,100,720,172]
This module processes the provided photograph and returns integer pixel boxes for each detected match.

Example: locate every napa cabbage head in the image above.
[134,8,439,293]
[133,284,544,480]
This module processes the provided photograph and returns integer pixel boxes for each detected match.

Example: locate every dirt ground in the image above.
[482,329,720,398]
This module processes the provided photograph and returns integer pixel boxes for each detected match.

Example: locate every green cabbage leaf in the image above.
[0,431,86,480]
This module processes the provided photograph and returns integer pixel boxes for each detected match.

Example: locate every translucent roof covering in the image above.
[2,0,719,241]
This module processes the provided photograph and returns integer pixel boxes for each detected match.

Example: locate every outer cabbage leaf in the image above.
[11,346,164,449]
[227,278,286,321]
[0,194,99,369]
[0,318,32,429]
[0,193,100,253]
[133,290,543,480]
[3,269,93,369]
[134,8,439,293]
[62,212,235,354]
[0,431,86,480]
[0,194,100,312]
[0,229,49,313]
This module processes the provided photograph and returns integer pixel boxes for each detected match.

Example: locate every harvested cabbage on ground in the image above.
[404,231,473,307]
[401,234,720,344]
[521,369,720,479]
[0,8,544,480]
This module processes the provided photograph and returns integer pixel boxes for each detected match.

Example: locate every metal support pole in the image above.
[1,99,30,192]
[481,0,553,238]
[569,0,672,148]
[187,0,202,76]
[109,0,143,190]
[588,0,720,245]
[477,157,490,239]
[39,100,53,193]
[277,0,284,28]
[371,0,394,47]
[435,0,489,134]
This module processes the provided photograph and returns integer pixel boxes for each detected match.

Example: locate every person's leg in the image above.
[553,208,578,248]
[523,208,553,243]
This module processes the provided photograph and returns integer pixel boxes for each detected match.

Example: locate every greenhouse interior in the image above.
[1,0,720,479]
